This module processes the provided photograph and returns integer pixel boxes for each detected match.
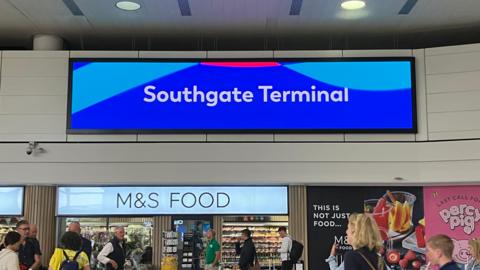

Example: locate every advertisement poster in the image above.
[307,186,425,270]
[424,186,480,264]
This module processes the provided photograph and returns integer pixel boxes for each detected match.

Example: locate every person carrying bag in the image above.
[48,232,90,270]
[235,229,258,270]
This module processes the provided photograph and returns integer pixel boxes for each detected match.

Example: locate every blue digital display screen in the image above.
[68,58,416,133]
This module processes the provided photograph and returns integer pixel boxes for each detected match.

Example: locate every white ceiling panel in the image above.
[0,0,479,45]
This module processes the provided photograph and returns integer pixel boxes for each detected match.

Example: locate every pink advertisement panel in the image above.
[424,186,480,264]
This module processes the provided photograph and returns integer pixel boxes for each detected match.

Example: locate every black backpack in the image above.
[289,239,304,263]
[59,250,82,270]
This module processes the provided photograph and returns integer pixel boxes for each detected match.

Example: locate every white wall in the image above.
[0,49,426,143]
[1,140,480,185]
[1,45,480,185]
[425,44,480,140]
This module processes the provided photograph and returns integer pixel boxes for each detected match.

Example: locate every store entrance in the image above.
[57,217,153,270]
[171,216,213,270]
[164,215,288,270]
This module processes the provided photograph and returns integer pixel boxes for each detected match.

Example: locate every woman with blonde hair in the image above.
[326,213,359,270]
[465,238,480,270]
[343,213,384,270]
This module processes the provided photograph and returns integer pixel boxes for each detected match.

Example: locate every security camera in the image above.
[26,142,37,155]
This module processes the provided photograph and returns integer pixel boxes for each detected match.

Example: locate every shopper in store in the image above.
[16,220,42,270]
[97,226,126,270]
[342,213,384,270]
[426,235,461,270]
[235,229,257,270]
[464,238,480,270]
[140,246,152,265]
[48,231,90,270]
[205,229,221,270]
[67,222,92,262]
[0,231,22,270]
[28,225,45,270]
[29,225,38,239]
[192,230,204,270]
[277,227,293,270]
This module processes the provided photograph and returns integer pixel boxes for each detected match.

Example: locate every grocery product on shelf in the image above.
[0,217,21,244]
[222,219,288,270]
[162,231,179,270]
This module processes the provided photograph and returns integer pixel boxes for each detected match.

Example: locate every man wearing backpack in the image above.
[48,231,90,270]
[278,227,293,270]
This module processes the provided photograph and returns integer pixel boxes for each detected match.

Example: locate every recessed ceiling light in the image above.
[116,1,141,11]
[341,0,366,10]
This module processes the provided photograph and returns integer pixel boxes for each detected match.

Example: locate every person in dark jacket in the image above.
[343,214,384,270]
[97,227,126,270]
[68,222,92,262]
[426,235,461,270]
[16,220,42,270]
[235,229,256,270]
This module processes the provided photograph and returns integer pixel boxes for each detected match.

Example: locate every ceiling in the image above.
[1,0,480,50]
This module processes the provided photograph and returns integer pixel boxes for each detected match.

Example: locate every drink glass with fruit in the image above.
[385,191,416,236]
[364,198,391,241]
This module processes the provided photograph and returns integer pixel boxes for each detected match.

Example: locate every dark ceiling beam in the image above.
[289,0,303,15]
[399,0,418,15]
[62,0,84,16]
[178,0,192,16]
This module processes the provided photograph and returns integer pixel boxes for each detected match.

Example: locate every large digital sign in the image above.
[68,58,416,133]
[0,187,24,216]
[57,186,288,216]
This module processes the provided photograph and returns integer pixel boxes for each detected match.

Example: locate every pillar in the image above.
[33,34,63,50]
[152,216,172,270]
[24,186,57,267]
[289,185,309,270]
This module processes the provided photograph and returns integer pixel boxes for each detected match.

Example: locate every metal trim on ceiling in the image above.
[289,0,303,15]
[399,0,418,15]
[178,0,192,16]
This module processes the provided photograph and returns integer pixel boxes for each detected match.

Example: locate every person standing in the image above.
[68,222,92,262]
[235,229,256,270]
[28,225,45,270]
[192,230,203,270]
[16,221,42,270]
[464,238,480,270]
[343,214,384,270]
[97,227,126,270]
[205,229,221,270]
[426,235,461,270]
[48,231,90,270]
[325,213,360,270]
[277,227,293,270]
[29,225,38,239]
[0,231,22,270]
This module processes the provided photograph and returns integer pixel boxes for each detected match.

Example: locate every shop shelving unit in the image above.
[221,220,288,270]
